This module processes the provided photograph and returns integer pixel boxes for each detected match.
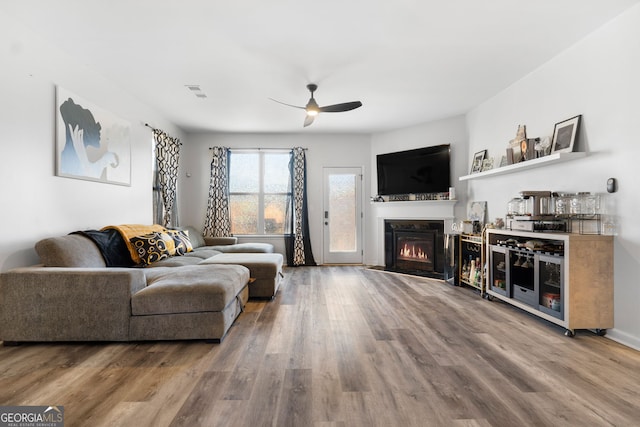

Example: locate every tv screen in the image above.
[376,144,451,196]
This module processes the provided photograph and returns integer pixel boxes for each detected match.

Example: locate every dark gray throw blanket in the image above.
[71,229,135,267]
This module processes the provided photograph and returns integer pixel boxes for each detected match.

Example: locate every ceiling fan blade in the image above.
[272,84,361,127]
[269,98,306,110]
[303,115,315,127]
[319,101,362,113]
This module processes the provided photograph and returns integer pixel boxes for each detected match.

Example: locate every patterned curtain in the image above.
[285,147,316,266]
[203,146,231,237]
[153,129,181,227]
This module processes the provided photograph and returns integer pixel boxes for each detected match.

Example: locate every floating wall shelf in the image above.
[459,152,586,181]
[370,199,456,206]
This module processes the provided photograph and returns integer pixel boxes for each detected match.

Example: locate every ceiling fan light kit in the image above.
[270,83,362,127]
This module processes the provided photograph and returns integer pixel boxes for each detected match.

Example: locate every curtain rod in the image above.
[208,147,307,151]
[145,123,182,145]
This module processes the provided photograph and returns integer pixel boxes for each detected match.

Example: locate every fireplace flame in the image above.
[399,243,429,260]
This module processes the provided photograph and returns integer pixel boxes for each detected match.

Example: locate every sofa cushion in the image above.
[133,264,250,315]
[186,248,223,259]
[211,242,274,253]
[180,226,206,249]
[35,234,107,268]
[200,253,283,279]
[71,229,135,267]
[148,256,202,267]
[200,253,283,298]
[204,236,238,246]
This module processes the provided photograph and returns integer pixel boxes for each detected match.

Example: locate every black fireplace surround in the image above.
[384,219,445,279]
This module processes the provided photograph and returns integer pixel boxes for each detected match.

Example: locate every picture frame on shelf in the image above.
[551,115,581,153]
[499,155,508,167]
[527,137,540,159]
[507,140,522,164]
[468,201,487,224]
[481,157,494,172]
[471,150,486,173]
[520,138,537,161]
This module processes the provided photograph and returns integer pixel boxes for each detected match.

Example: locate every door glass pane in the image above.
[230,194,258,234]
[264,194,287,234]
[329,174,356,252]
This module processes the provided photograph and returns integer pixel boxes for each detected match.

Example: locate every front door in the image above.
[323,167,363,264]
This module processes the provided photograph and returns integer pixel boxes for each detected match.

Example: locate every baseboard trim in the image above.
[605,328,640,351]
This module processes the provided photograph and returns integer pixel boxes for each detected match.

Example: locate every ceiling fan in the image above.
[270,83,362,127]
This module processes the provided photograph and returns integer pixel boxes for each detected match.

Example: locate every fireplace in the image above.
[384,220,444,278]
[396,231,435,270]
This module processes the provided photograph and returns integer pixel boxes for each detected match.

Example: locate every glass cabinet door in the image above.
[536,254,564,319]
[489,245,508,296]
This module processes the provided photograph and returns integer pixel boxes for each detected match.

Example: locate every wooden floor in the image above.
[1,266,640,426]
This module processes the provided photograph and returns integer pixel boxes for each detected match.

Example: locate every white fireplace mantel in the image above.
[371,200,457,266]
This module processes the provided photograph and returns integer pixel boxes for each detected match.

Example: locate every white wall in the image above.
[179,132,371,264]
[0,11,182,271]
[466,5,640,349]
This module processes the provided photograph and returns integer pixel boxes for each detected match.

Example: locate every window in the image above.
[229,150,291,235]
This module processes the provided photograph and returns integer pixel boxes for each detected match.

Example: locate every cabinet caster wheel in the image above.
[486,294,494,301]
[595,329,607,336]
[564,329,575,338]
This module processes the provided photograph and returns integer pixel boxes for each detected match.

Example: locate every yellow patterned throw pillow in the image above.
[130,232,172,265]
[167,229,193,256]
[158,231,177,256]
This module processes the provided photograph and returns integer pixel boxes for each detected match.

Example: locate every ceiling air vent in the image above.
[185,85,207,99]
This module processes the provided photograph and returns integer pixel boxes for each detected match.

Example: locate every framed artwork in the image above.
[499,155,508,167]
[551,115,581,154]
[470,150,487,173]
[56,86,131,186]
[468,201,487,223]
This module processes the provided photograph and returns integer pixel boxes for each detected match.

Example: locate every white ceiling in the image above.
[3,0,639,134]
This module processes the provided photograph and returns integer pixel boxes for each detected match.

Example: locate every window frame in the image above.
[228,149,291,236]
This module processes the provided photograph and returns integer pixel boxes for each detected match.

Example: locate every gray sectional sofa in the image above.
[0,225,283,344]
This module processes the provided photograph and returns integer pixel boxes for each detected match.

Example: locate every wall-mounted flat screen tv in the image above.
[376,144,451,196]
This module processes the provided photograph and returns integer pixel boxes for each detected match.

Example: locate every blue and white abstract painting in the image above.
[56,87,131,186]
